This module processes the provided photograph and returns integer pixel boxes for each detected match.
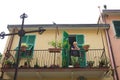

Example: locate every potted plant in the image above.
[83,44,90,51]
[4,60,13,68]
[62,57,67,68]
[0,53,2,61]
[20,43,28,52]
[48,40,62,53]
[87,61,94,68]
[23,58,31,68]
[34,59,40,68]
[99,58,109,68]
[49,64,59,68]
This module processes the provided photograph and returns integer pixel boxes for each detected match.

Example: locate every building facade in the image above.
[0,24,112,80]
[100,9,120,80]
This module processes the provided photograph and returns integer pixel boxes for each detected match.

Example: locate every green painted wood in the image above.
[62,31,69,67]
[76,34,86,67]
[76,35,84,44]
[15,35,36,58]
[113,21,120,37]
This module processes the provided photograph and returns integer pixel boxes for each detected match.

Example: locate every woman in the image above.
[71,41,80,67]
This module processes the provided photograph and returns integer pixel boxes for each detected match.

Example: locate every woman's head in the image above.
[73,41,77,45]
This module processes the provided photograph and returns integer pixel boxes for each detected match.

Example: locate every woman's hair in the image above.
[73,41,77,45]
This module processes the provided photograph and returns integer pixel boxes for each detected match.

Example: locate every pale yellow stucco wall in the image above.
[9,28,107,50]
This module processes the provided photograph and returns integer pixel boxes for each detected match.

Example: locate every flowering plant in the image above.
[21,43,28,51]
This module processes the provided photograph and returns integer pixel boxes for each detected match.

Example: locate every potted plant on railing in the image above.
[20,43,28,52]
[48,40,62,53]
[87,61,94,68]
[83,44,90,51]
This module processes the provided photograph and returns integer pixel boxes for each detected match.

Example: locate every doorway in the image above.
[68,34,86,67]
[69,35,76,65]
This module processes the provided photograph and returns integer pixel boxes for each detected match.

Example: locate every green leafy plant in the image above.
[48,40,69,53]
[4,60,13,68]
[0,53,2,61]
[34,59,40,68]
[48,39,71,49]
[62,58,67,68]
[24,58,31,68]
[87,61,94,67]
[48,40,62,48]
[99,58,109,67]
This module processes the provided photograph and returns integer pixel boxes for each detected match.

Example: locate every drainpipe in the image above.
[105,29,119,80]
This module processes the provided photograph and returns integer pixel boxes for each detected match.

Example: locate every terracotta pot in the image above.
[21,46,27,51]
[48,48,61,53]
[83,45,90,51]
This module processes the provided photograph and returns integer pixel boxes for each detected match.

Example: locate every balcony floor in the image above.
[1,67,109,79]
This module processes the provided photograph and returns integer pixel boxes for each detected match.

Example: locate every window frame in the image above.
[112,20,120,38]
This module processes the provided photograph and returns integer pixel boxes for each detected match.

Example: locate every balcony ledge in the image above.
[1,67,109,72]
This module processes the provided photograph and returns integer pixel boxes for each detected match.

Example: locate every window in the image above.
[15,35,36,58]
[113,21,120,37]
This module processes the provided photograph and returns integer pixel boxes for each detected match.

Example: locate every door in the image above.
[69,35,76,65]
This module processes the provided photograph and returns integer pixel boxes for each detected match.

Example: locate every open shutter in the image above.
[62,31,69,67]
[15,35,36,58]
[27,35,36,45]
[26,35,36,58]
[76,35,86,67]
[76,35,84,48]
[21,36,27,43]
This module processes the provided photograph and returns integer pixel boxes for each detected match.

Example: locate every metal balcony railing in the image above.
[2,49,110,69]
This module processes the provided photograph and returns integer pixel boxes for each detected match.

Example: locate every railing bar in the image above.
[39,51,43,67]
[43,51,46,66]
[49,52,51,67]
[46,51,49,67]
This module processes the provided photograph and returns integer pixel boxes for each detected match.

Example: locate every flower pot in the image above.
[48,48,61,53]
[21,46,27,51]
[83,45,90,51]
[21,43,28,51]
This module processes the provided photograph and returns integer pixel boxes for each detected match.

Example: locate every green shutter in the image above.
[15,35,36,58]
[79,50,86,67]
[76,34,86,67]
[21,36,27,43]
[62,31,69,67]
[113,21,120,37]
[26,35,36,58]
[76,35,84,46]
[27,35,36,45]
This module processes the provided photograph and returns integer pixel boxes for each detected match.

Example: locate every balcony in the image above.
[1,49,110,79]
